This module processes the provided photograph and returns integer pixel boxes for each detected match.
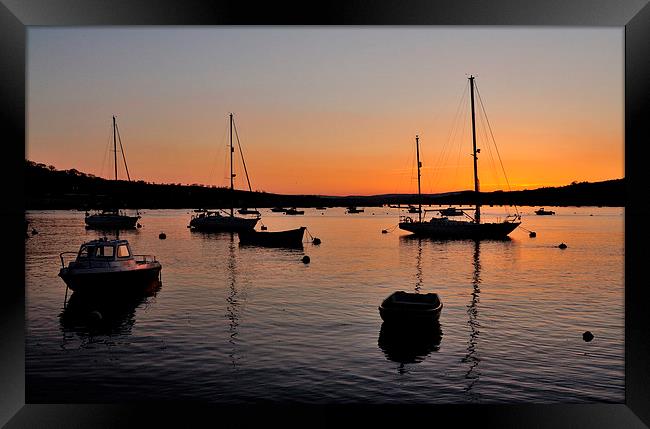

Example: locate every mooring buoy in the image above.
[302,255,310,264]
[159,232,166,239]
[583,331,594,342]
[382,230,388,234]
[558,243,567,249]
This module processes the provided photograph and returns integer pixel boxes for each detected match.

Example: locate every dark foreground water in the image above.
[25,206,624,403]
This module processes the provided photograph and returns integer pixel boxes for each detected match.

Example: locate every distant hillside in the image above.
[25,160,624,209]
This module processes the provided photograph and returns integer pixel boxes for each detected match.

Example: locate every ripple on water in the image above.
[26,207,624,403]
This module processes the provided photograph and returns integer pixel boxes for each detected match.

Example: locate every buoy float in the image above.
[582,331,594,342]
[382,230,388,234]
[159,232,166,239]
[529,231,536,238]
[302,255,310,264]
[89,310,102,322]
[558,243,567,249]
[137,223,143,228]
[31,228,38,235]
[312,238,321,245]
[261,225,268,230]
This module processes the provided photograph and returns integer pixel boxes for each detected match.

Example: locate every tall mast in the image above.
[229,113,234,218]
[416,135,422,223]
[469,76,480,224]
[113,116,118,181]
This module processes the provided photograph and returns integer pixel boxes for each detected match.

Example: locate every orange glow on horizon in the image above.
[27,28,624,196]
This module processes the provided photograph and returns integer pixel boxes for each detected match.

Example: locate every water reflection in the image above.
[414,239,423,293]
[379,238,443,373]
[189,230,246,368]
[378,322,443,374]
[59,279,161,337]
[225,234,242,369]
[462,240,481,400]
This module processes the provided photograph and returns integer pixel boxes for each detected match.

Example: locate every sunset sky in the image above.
[27,27,623,196]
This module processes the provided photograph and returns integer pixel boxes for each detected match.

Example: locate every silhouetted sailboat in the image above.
[85,116,140,229]
[189,113,260,232]
[399,76,521,239]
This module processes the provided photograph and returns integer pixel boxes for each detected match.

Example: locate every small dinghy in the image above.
[238,226,306,248]
[59,237,161,294]
[379,291,443,324]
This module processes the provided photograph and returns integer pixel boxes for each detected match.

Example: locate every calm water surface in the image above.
[25,206,624,403]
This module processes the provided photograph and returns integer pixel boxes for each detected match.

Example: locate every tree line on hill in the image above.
[25,160,624,209]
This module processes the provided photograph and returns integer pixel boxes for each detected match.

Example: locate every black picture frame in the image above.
[2,1,649,427]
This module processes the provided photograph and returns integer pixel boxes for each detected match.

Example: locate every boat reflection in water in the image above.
[378,322,443,373]
[59,278,161,336]
[225,235,244,369]
[463,239,482,400]
[378,238,443,373]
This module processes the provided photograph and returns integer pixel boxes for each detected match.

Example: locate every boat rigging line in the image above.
[114,117,139,215]
[474,81,519,217]
[304,228,322,245]
[232,115,260,215]
[114,119,132,182]
[381,224,399,234]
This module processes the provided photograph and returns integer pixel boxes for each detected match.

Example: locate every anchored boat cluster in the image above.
[57,76,565,332]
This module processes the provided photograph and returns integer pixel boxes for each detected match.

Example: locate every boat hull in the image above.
[189,216,258,232]
[399,219,520,239]
[85,215,139,229]
[238,227,306,248]
[59,262,162,293]
[379,292,443,325]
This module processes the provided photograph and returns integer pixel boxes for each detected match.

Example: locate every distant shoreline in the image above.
[26,160,625,209]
